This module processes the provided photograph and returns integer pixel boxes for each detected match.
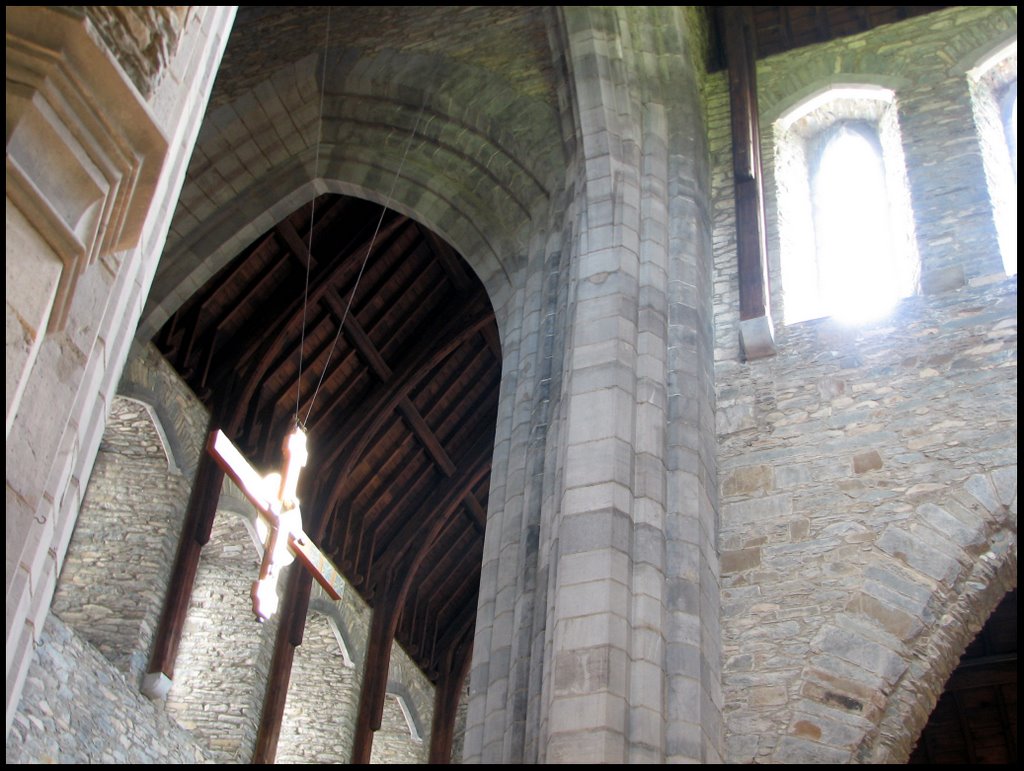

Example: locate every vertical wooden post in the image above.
[428,637,472,764]
[351,584,401,764]
[721,5,776,358]
[142,415,225,698]
[253,568,314,763]
[253,464,330,763]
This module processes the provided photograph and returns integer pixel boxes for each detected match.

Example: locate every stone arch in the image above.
[941,17,1017,80]
[766,76,911,129]
[862,468,1017,763]
[117,342,211,476]
[772,468,1017,764]
[965,38,1018,276]
[140,42,565,344]
[308,596,358,668]
[383,685,425,744]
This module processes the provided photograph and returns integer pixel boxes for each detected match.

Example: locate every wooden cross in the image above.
[207,425,344,622]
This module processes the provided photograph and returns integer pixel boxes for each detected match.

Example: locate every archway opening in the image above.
[153,193,500,762]
[909,590,1017,764]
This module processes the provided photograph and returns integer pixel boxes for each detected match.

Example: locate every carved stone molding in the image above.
[6,6,169,332]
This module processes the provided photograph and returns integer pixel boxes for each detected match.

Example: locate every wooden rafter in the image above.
[155,193,500,751]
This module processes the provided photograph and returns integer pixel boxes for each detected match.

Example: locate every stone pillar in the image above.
[465,7,720,763]
[4,6,236,737]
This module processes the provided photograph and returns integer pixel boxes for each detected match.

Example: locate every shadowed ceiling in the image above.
[155,194,500,680]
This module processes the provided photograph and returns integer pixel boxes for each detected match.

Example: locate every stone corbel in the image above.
[6,6,169,332]
[739,314,776,361]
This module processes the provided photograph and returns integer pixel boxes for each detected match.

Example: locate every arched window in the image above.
[809,122,901,321]
[968,41,1017,276]
[774,87,918,324]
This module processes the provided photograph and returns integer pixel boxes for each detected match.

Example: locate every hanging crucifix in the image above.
[207,424,344,621]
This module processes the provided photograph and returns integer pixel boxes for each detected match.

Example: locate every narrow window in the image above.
[968,42,1017,276]
[1004,81,1018,177]
[809,122,899,322]
[774,87,918,325]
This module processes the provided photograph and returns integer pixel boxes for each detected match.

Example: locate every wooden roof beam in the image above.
[314,299,494,475]
[721,5,775,360]
[371,431,493,585]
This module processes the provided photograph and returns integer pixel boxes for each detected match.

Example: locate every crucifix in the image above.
[207,424,345,621]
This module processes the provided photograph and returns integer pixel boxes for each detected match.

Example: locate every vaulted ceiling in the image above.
[155,194,500,681]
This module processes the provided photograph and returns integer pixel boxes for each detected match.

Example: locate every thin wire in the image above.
[302,99,428,428]
[295,7,333,426]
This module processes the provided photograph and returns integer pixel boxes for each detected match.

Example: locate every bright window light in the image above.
[968,42,1016,276]
[775,88,919,326]
[812,125,900,323]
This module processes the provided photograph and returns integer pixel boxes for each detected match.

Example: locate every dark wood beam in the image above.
[181,230,276,370]
[338,300,391,379]
[780,6,794,52]
[276,218,319,272]
[428,634,472,764]
[199,257,291,390]
[353,443,488,761]
[334,297,461,478]
[349,452,439,584]
[464,493,486,532]
[398,400,456,476]
[351,584,401,764]
[814,6,833,42]
[419,225,473,294]
[143,423,225,692]
[252,568,314,764]
[372,432,493,585]
[995,683,1016,761]
[953,691,978,764]
[720,5,775,359]
[433,600,478,662]
[406,525,473,653]
[232,216,405,411]
[314,301,495,526]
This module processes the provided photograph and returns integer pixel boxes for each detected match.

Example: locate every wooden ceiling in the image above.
[910,590,1018,764]
[155,194,500,681]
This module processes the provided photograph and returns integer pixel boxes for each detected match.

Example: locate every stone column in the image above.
[465,7,720,763]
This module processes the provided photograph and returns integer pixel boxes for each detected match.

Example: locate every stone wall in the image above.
[708,5,1018,763]
[9,337,447,762]
[51,395,191,682]
[164,513,437,763]
[275,588,437,764]
[5,614,209,764]
[277,610,362,762]
[716,281,1017,763]
[8,344,211,762]
[11,342,443,763]
[82,6,190,99]
[165,513,279,762]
